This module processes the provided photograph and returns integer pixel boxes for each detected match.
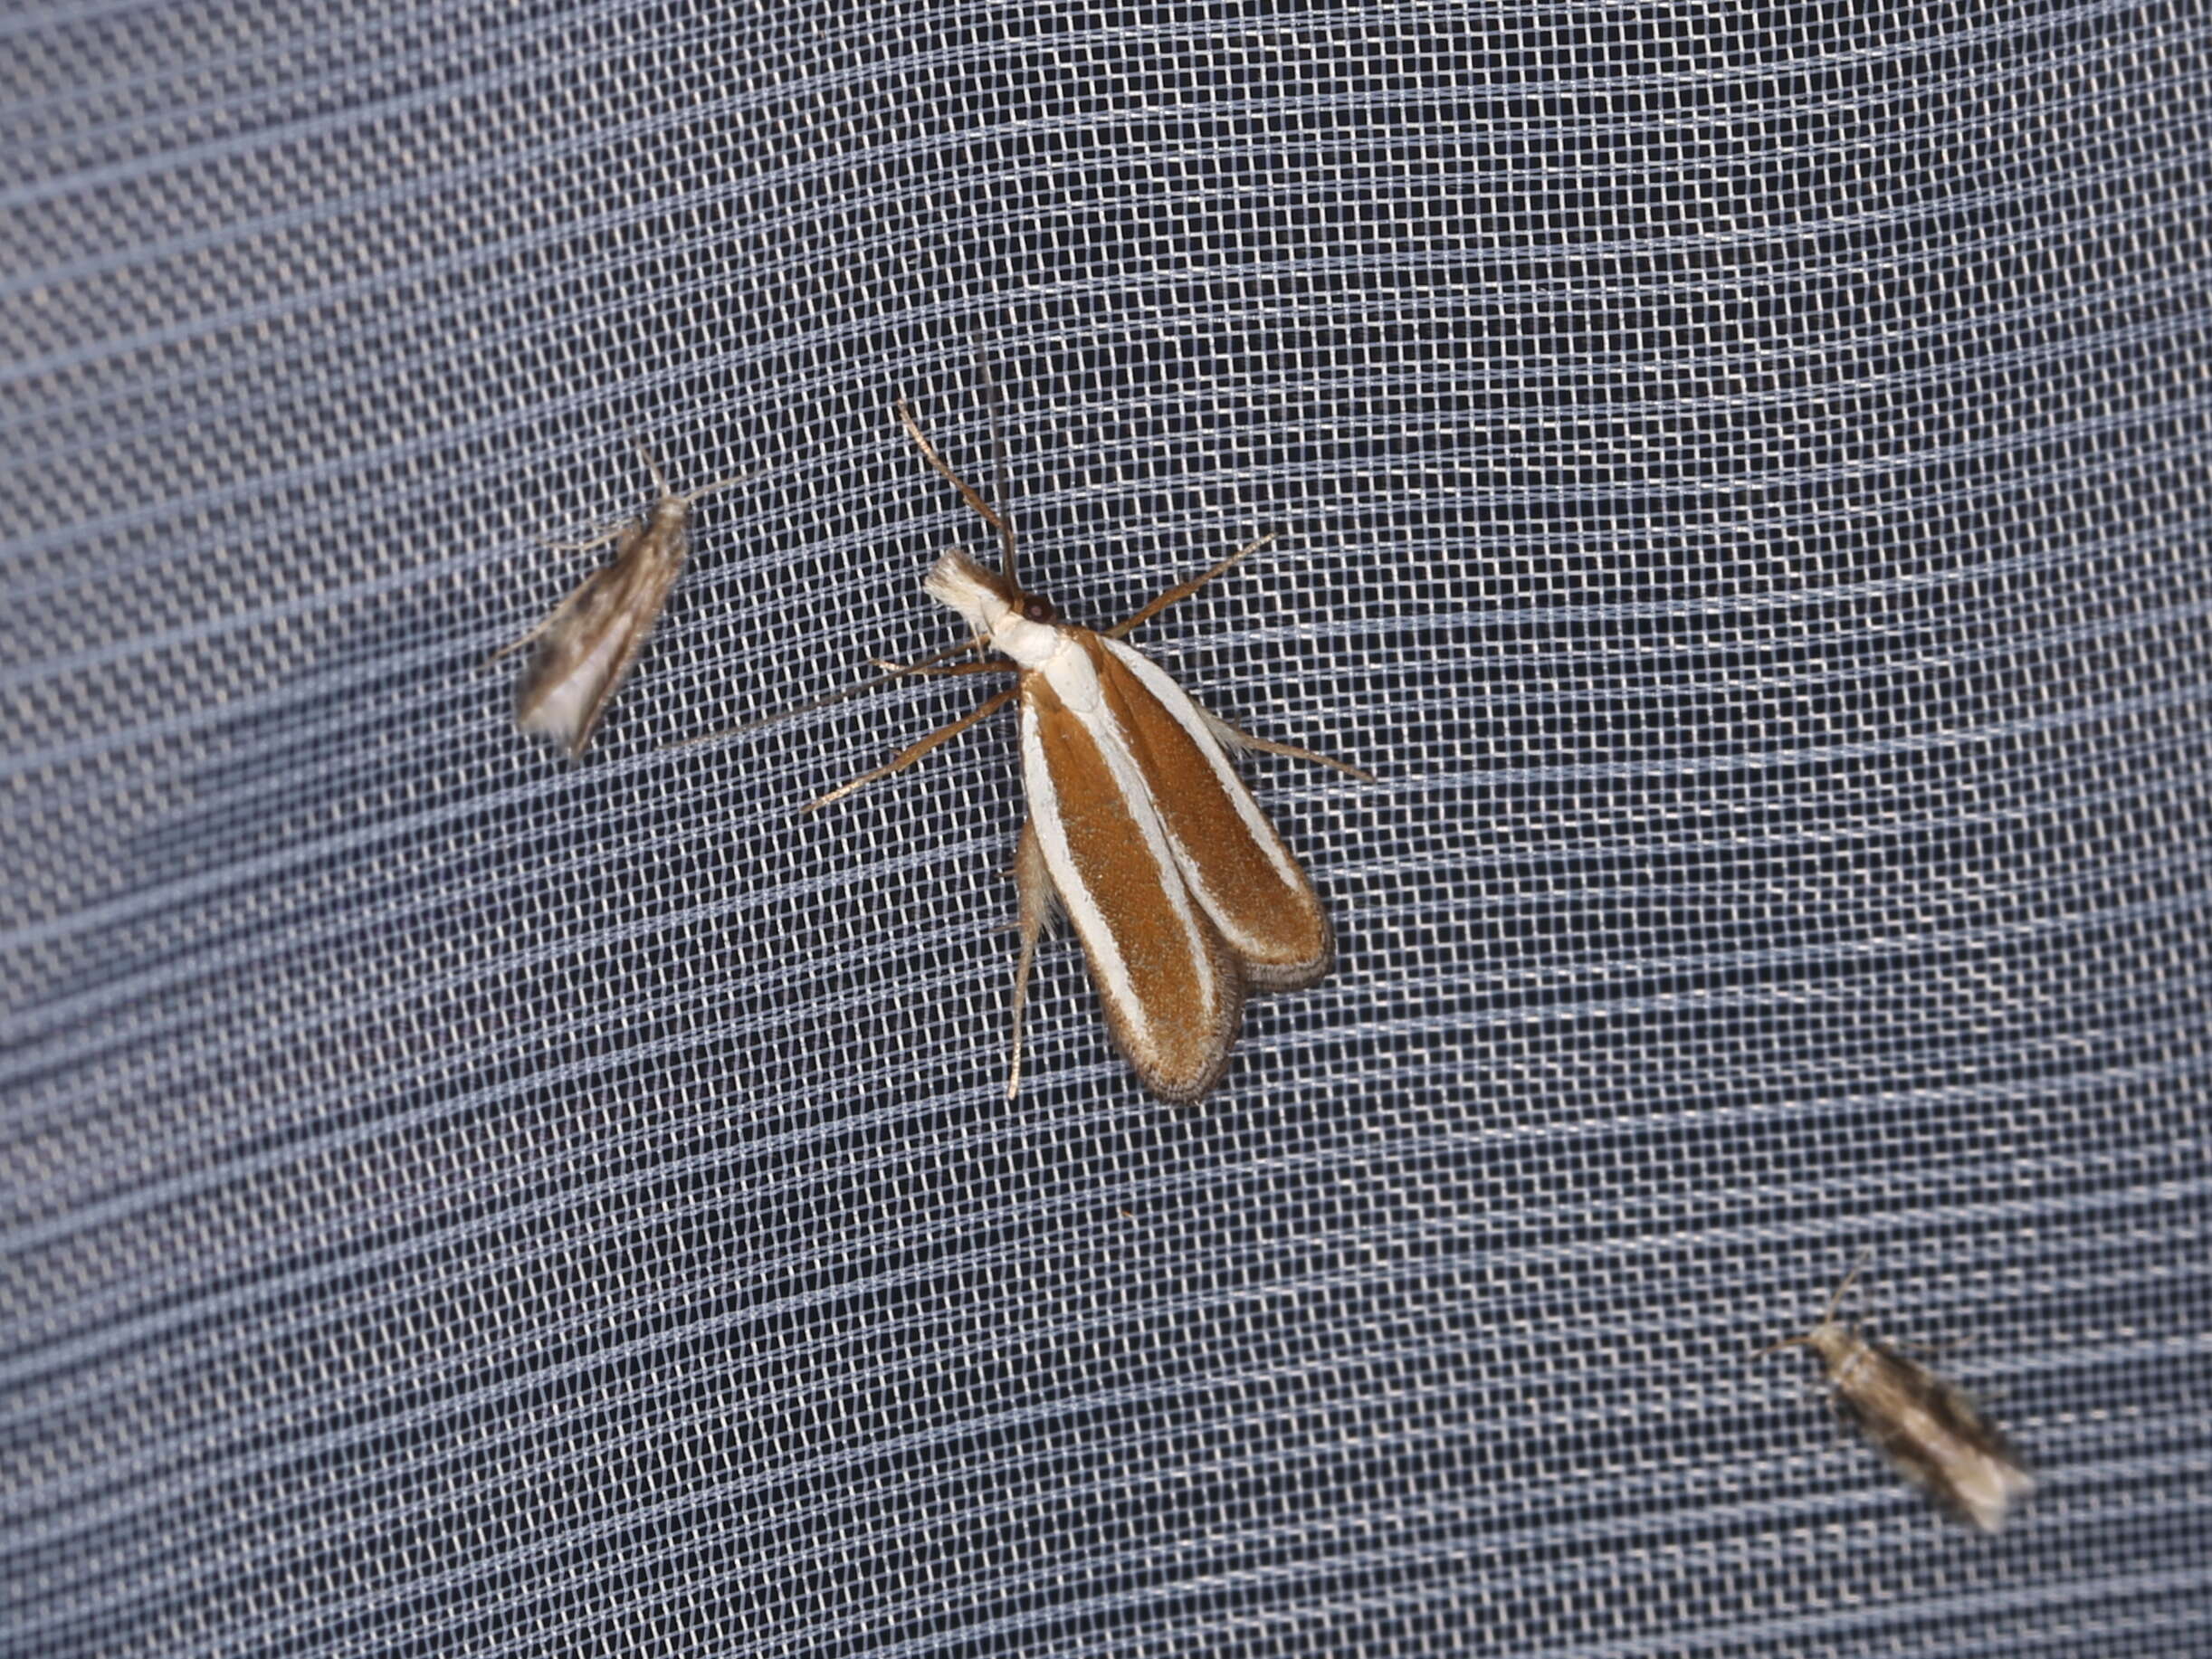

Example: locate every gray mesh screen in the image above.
[6,2,2209,1654]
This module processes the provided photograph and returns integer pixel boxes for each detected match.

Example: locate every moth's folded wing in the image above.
[514,528,683,754]
[1091,636,1332,989]
[1022,671,1242,1103]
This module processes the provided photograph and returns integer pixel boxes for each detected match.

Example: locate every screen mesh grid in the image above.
[5,2,2209,1654]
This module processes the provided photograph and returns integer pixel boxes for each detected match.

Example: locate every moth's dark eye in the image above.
[1023,594,1057,624]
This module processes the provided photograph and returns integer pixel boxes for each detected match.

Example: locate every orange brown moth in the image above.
[810,399,1370,1104]
[1763,1253,2033,1533]
[492,449,741,756]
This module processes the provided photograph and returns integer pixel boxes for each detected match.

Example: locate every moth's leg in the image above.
[485,564,613,665]
[1757,1336,1835,1405]
[1105,532,1280,639]
[670,646,1002,751]
[1006,820,1059,1101]
[806,684,1018,812]
[866,658,1006,680]
[1201,710,1377,783]
[490,520,644,663]
[541,522,635,554]
[1105,535,1376,779]
[857,628,993,680]
[486,605,567,665]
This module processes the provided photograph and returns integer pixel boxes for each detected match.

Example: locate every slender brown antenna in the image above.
[972,345,1016,583]
[895,396,1017,581]
[1822,1246,1875,1325]
[1757,1246,1875,1358]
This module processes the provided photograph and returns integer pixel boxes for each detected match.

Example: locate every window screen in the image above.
[6,4,2209,1654]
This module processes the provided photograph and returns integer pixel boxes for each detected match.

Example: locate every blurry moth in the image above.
[1764,1254,2033,1533]
[493,450,740,756]
[812,399,1370,1104]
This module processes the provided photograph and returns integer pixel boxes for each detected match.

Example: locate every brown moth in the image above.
[493,450,740,756]
[808,399,1371,1104]
[1764,1254,2033,1532]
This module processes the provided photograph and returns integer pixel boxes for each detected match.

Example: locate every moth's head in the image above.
[1759,1315,1854,1367]
[924,550,1009,633]
[926,550,1056,638]
[1799,1320,1856,1365]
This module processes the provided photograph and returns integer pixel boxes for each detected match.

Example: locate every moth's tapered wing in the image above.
[1006,820,1056,1101]
[1021,670,1243,1104]
[1835,1340,2034,1532]
[514,523,687,756]
[1087,635,1332,988]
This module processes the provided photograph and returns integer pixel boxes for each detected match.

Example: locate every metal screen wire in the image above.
[5,3,2209,1654]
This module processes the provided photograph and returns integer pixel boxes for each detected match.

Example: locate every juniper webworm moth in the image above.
[493,449,741,756]
[804,397,1370,1103]
[1764,1253,2033,1532]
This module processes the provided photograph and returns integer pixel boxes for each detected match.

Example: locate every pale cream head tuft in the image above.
[927,549,1070,668]
[925,551,1011,637]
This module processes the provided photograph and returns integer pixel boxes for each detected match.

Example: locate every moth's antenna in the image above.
[1756,1247,1875,1359]
[972,343,1016,583]
[896,397,1014,577]
[1825,1246,1875,1325]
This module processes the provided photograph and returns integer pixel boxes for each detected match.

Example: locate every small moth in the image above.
[812,398,1370,1104]
[492,450,740,756]
[1764,1254,2033,1533]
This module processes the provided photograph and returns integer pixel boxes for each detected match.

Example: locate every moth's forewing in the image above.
[1795,1322,2034,1534]
[1090,635,1332,989]
[1847,1340,2032,1532]
[1020,666,1243,1103]
[515,520,687,755]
